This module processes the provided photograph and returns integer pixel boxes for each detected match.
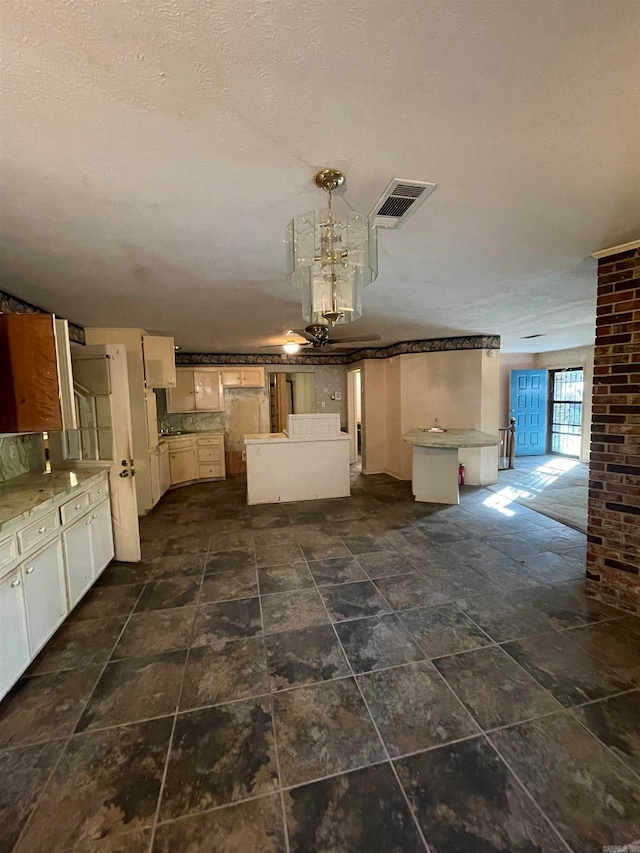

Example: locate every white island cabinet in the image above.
[0,469,115,699]
[244,431,350,505]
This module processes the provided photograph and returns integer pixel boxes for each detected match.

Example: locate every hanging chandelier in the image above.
[286,169,378,326]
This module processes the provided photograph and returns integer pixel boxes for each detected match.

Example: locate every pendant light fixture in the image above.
[286,169,378,326]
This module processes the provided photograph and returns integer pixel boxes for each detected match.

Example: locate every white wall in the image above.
[534,345,594,463]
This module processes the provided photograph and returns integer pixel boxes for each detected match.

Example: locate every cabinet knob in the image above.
[38,526,46,534]
[74,503,81,509]
[86,518,92,525]
[26,566,34,574]
[10,578,20,588]
[98,488,104,494]
[92,514,98,520]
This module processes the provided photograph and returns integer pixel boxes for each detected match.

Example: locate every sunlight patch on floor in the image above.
[483,457,580,513]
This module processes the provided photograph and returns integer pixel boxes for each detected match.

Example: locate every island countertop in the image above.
[244,433,350,444]
[403,428,500,448]
[0,467,107,533]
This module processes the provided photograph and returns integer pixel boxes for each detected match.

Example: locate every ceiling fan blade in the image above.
[329,333,382,344]
[291,328,320,344]
[259,342,312,349]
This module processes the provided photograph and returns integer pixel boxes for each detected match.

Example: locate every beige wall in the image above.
[534,346,594,463]
[360,349,500,484]
[499,346,594,463]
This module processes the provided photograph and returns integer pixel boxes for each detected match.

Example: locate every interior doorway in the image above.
[548,367,583,457]
[347,368,362,466]
[269,371,316,433]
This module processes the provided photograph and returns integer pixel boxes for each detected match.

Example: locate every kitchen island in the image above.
[404,428,501,505]
[244,432,350,505]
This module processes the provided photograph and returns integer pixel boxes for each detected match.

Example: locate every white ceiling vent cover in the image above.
[370,179,437,229]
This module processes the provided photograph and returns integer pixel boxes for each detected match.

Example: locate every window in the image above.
[548,368,583,457]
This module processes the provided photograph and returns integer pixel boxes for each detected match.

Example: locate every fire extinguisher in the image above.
[458,463,465,486]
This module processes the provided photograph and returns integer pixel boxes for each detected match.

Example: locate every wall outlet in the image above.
[9,445,18,459]
[334,391,342,401]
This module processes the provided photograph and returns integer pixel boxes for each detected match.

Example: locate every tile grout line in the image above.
[146,523,209,853]
[300,555,433,853]
[11,580,147,853]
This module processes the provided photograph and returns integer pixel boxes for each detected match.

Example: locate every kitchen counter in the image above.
[0,467,106,533]
[403,428,500,505]
[159,430,225,440]
[403,429,501,449]
[244,432,350,505]
[244,433,350,444]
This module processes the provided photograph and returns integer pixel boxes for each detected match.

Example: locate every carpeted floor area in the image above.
[488,454,588,532]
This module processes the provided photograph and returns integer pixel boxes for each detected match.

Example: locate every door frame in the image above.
[346,368,362,465]
[547,366,584,458]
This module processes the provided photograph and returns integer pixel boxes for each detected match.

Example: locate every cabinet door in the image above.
[150,449,161,507]
[142,335,176,388]
[159,448,171,495]
[90,499,115,577]
[241,368,265,387]
[0,569,31,699]
[195,370,222,411]
[169,447,197,485]
[22,540,67,655]
[221,370,242,388]
[167,370,195,412]
[62,516,94,610]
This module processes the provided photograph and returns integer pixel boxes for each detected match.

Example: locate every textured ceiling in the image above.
[1,1,639,354]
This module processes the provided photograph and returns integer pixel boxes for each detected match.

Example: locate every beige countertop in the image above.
[244,432,350,444]
[159,430,225,441]
[403,428,501,449]
[0,467,107,533]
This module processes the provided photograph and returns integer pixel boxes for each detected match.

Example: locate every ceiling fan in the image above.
[261,324,381,353]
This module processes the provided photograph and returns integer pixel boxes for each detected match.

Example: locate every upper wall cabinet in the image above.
[0,314,63,433]
[221,368,265,388]
[167,369,223,413]
[142,335,176,389]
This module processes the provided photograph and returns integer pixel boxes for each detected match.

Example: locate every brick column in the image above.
[587,243,640,612]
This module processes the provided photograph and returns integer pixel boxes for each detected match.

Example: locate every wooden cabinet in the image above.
[0,569,30,699]
[221,367,265,388]
[22,539,67,656]
[0,314,63,432]
[197,434,225,479]
[142,335,176,388]
[169,441,198,485]
[167,369,223,412]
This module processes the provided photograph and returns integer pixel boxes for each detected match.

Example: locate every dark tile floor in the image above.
[2,472,640,853]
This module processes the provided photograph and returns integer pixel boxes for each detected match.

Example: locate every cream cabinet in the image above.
[159,442,171,495]
[142,335,176,389]
[167,369,223,413]
[22,539,67,656]
[221,367,265,388]
[0,568,30,698]
[169,439,198,485]
[63,513,94,608]
[150,447,161,507]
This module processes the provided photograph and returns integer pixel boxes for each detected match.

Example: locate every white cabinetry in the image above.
[0,569,30,698]
[142,335,176,388]
[159,442,171,495]
[63,515,94,609]
[22,539,67,656]
[167,369,223,413]
[150,447,161,508]
[169,441,198,485]
[0,472,115,701]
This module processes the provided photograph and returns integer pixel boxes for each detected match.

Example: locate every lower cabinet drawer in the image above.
[17,511,60,555]
[199,463,224,479]
[60,492,90,525]
[88,480,109,504]
[197,436,223,447]
[198,446,222,463]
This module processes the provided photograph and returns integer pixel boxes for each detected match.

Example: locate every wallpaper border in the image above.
[177,334,501,366]
[0,288,85,344]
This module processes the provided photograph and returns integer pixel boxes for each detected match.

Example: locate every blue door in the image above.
[510,370,548,456]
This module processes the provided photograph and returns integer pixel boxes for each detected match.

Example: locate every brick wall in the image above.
[587,245,640,612]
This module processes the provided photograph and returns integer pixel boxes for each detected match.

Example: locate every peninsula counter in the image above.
[403,428,501,505]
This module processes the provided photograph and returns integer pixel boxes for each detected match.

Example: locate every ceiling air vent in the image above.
[370,179,437,229]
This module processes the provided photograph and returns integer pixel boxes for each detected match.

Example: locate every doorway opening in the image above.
[548,368,583,457]
[269,371,316,433]
[347,369,362,469]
